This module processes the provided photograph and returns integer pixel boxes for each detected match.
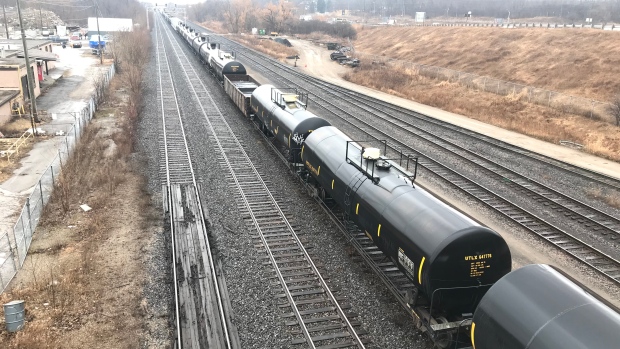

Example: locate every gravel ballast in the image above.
[155,21,429,348]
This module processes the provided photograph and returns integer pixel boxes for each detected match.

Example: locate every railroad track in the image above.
[155,18,238,349]
[161,18,369,348]
[180,28,620,286]
[318,83,620,192]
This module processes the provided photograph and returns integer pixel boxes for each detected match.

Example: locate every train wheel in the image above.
[433,317,453,349]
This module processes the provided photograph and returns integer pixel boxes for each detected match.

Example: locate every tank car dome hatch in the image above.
[472,264,620,349]
[376,159,391,170]
[282,94,302,109]
[362,147,380,160]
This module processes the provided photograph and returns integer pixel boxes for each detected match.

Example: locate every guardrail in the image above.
[0,64,115,293]
[5,130,33,163]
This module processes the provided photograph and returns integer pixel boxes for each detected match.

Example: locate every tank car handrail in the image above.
[345,140,380,184]
[270,87,308,110]
[345,140,419,185]
[453,317,475,349]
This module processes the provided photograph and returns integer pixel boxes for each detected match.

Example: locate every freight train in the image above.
[162,12,620,349]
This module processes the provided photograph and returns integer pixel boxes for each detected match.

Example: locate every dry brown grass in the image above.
[586,188,620,209]
[343,64,620,161]
[231,35,299,61]
[354,27,620,101]
[0,118,33,136]
[296,32,347,44]
[0,118,40,182]
[199,20,227,34]
[0,82,145,349]
[0,29,159,349]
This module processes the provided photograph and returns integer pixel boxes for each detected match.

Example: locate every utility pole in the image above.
[2,5,9,39]
[39,6,43,31]
[92,0,103,64]
[16,0,40,130]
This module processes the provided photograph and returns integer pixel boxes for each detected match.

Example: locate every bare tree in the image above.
[263,2,279,32]
[609,94,620,127]
[224,0,253,33]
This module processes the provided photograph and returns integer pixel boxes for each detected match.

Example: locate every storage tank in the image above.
[472,264,620,349]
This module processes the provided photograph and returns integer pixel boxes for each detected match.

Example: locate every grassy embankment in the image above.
[0,29,163,348]
[345,26,620,162]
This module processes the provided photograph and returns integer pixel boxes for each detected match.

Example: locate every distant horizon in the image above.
[141,0,205,5]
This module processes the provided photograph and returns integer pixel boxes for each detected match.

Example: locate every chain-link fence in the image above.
[355,52,613,122]
[401,22,620,31]
[0,64,115,293]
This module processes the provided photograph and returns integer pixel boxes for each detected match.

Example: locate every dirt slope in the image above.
[353,26,620,101]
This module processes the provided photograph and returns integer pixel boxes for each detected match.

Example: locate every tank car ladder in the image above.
[343,172,366,227]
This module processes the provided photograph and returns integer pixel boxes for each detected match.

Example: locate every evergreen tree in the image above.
[317,0,326,13]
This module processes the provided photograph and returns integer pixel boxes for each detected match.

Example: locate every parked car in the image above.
[49,35,69,44]
[70,40,82,48]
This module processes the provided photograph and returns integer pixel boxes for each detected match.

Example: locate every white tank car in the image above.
[199,41,218,65]
[191,33,209,54]
[170,17,182,32]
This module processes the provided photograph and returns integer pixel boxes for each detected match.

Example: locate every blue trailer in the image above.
[89,35,106,55]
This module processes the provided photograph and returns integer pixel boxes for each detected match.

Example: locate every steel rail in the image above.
[155,16,234,349]
[316,80,620,192]
[185,31,620,285]
[211,30,620,193]
[162,19,366,349]
[154,20,182,349]
[295,83,620,244]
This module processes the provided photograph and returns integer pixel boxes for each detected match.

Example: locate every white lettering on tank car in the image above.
[398,248,415,279]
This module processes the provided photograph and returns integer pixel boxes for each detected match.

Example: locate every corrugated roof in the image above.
[16,49,58,61]
[0,90,20,107]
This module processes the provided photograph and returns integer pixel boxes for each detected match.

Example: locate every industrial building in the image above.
[0,39,56,125]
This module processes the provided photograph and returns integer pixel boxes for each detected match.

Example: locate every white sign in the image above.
[415,12,426,23]
[88,18,133,32]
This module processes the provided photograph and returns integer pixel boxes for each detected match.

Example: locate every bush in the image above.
[289,20,357,39]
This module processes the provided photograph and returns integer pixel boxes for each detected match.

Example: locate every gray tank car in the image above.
[471,264,620,349]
